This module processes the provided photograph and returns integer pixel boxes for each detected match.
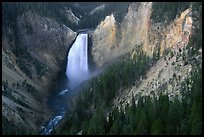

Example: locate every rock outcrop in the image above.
[2,11,77,132]
[92,13,118,67]
[146,7,193,56]
[89,4,106,15]
[91,2,152,67]
[91,2,193,68]
[90,2,200,110]
[60,7,80,25]
[17,11,76,89]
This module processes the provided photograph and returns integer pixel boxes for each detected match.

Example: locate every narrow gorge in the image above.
[2,2,202,135]
[42,32,91,135]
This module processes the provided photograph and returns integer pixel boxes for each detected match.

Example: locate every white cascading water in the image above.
[66,33,89,89]
[42,33,90,135]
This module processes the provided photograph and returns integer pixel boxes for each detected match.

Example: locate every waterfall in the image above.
[41,33,90,135]
[66,33,89,89]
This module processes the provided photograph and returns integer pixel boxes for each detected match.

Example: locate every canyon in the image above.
[2,2,202,135]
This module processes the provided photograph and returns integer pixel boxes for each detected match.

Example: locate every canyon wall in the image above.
[91,2,193,68]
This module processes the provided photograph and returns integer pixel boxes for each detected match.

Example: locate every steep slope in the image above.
[91,2,152,67]
[17,11,76,78]
[3,2,128,134]
[2,2,201,135]
[54,2,202,135]
[113,46,202,108]
[92,14,118,67]
[2,10,76,134]
[89,4,106,15]
[59,7,80,25]
[2,46,51,133]
[91,2,194,68]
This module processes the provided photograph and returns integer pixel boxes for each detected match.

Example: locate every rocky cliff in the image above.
[90,2,201,110]
[91,2,194,68]
[2,2,201,135]
[59,7,80,25]
[91,2,151,67]
[17,11,76,90]
[2,11,76,133]
[92,13,118,67]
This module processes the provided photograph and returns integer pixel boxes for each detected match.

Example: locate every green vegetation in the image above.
[2,116,26,135]
[55,64,201,135]
[186,3,202,58]
[2,80,33,110]
[151,2,191,24]
[14,43,47,79]
[16,55,47,79]
[2,2,131,33]
[79,46,153,107]
[153,43,161,61]
[2,116,38,135]
[2,79,41,135]
[53,47,156,134]
[25,23,33,35]
[2,2,201,135]
[16,59,32,78]
[54,27,202,134]
[2,2,74,31]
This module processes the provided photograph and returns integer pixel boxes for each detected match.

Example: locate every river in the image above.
[41,33,89,135]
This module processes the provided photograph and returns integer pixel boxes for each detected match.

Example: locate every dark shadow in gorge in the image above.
[42,30,101,134]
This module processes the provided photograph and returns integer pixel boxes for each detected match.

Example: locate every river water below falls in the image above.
[41,33,89,135]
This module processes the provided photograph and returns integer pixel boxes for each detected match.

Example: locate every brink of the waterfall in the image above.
[66,33,89,89]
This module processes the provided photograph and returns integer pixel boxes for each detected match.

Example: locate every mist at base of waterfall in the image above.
[42,32,102,135]
[66,33,90,90]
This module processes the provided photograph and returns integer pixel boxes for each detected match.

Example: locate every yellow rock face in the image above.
[92,3,153,67]
[164,8,192,51]
[143,7,193,57]
[92,14,118,66]
[91,2,193,67]
[95,14,117,48]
